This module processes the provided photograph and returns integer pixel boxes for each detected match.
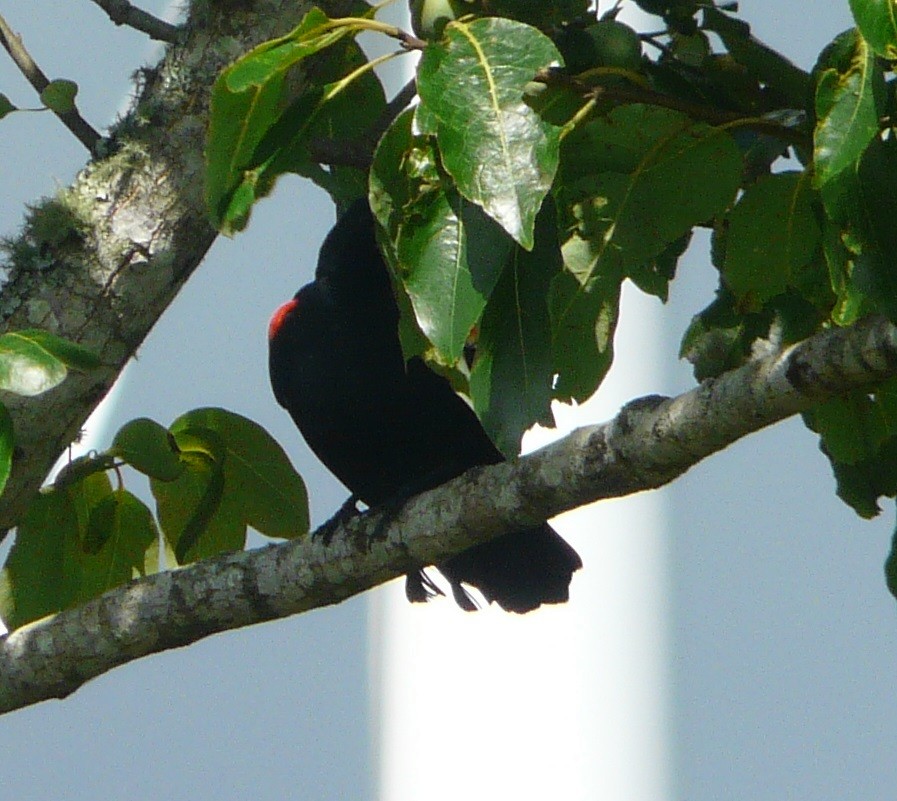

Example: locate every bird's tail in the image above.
[406,524,582,614]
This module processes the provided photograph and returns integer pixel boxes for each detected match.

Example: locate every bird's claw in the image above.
[313,494,362,546]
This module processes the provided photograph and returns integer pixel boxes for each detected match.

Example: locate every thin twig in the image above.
[0,13,101,154]
[536,68,813,150]
[86,0,180,43]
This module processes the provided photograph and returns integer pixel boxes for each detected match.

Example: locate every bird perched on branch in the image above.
[268,199,581,612]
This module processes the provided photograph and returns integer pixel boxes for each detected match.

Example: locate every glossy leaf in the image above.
[820,135,897,322]
[417,17,562,249]
[371,109,512,362]
[814,32,885,186]
[822,222,868,327]
[849,0,897,60]
[398,197,511,363]
[15,329,101,371]
[206,8,344,226]
[0,333,68,396]
[549,256,623,403]
[206,7,384,232]
[470,205,560,455]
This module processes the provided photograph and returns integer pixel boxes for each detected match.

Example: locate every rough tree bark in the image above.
[2,313,896,715]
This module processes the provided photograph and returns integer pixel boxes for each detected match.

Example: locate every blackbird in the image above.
[268,200,581,612]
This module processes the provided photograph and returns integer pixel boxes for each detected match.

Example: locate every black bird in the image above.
[268,200,582,612]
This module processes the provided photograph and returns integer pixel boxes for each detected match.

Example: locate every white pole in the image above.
[371,281,671,800]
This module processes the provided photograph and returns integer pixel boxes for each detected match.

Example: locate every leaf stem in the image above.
[323,17,426,50]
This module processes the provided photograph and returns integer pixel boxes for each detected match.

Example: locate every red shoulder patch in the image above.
[268,298,299,341]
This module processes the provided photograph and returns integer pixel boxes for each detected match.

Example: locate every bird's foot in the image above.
[314,494,362,545]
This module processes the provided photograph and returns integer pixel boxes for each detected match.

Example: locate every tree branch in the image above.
[2,314,896,715]
[86,0,181,42]
[0,12,101,153]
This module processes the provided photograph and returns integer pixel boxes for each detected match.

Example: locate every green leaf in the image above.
[206,7,384,232]
[371,109,512,362]
[152,437,230,564]
[814,32,885,186]
[417,17,562,249]
[152,409,308,563]
[206,8,343,212]
[79,490,159,598]
[410,0,462,38]
[170,409,308,540]
[0,403,13,497]
[549,256,623,403]
[626,232,690,302]
[370,108,442,232]
[470,203,560,455]
[720,171,821,308]
[829,436,897,518]
[822,221,868,326]
[53,452,117,492]
[850,0,897,60]
[397,197,512,363]
[66,470,114,541]
[0,332,68,396]
[0,489,81,630]
[111,418,184,481]
[0,329,98,397]
[804,388,897,466]
[0,93,17,120]
[14,329,101,371]
[558,105,742,286]
[821,135,897,322]
[40,79,78,114]
[804,378,897,517]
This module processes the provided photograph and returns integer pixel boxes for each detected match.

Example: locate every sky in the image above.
[1,2,896,800]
